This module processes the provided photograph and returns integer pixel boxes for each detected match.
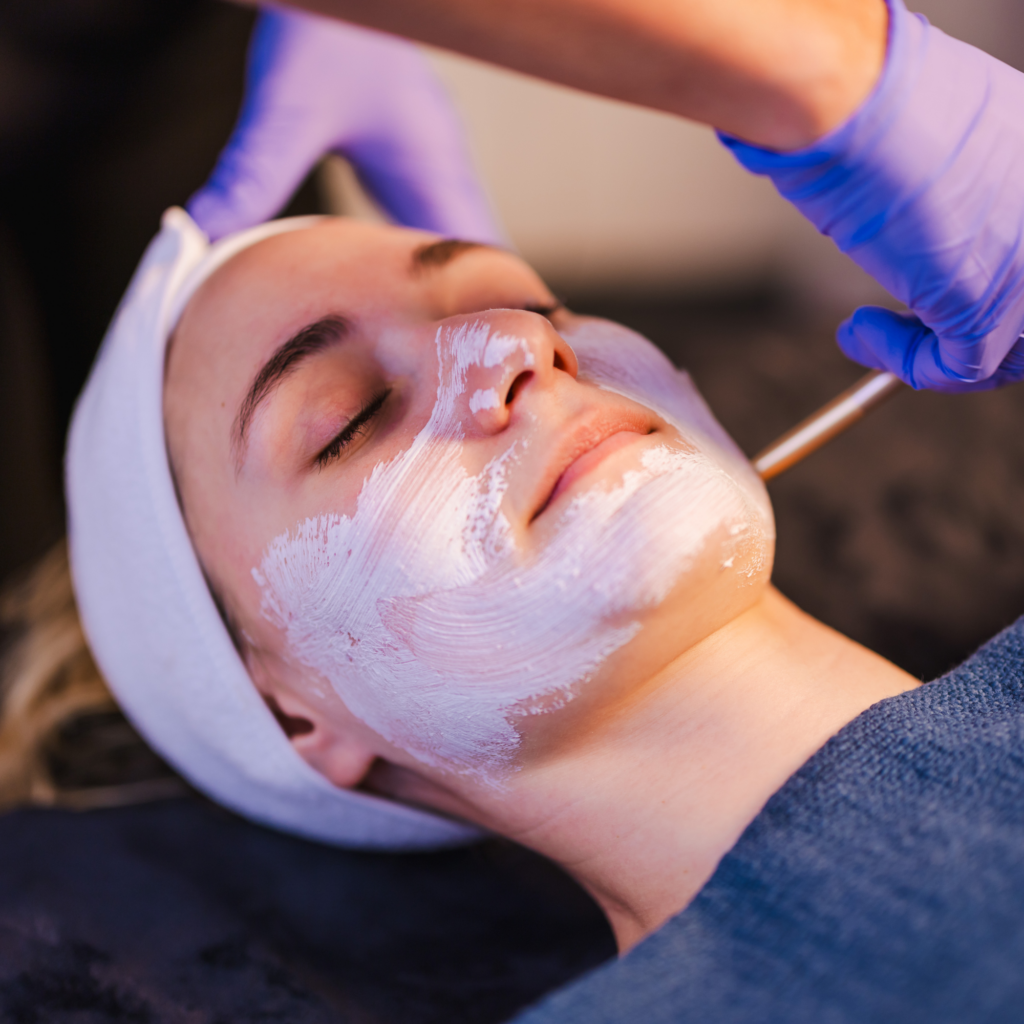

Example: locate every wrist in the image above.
[715,0,890,150]
[789,0,890,148]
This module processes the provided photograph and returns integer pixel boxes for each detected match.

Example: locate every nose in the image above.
[452,310,578,435]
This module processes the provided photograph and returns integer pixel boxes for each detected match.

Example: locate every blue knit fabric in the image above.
[511,617,1024,1023]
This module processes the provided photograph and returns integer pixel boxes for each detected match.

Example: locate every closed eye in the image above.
[315,388,391,470]
[523,302,564,321]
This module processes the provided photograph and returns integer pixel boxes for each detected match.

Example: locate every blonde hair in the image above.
[0,540,185,811]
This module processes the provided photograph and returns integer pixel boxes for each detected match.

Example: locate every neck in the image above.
[446,587,917,951]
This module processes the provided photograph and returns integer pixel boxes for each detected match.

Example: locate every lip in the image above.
[530,409,653,522]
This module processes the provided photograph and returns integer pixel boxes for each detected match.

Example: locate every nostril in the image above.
[553,350,568,372]
[506,370,533,405]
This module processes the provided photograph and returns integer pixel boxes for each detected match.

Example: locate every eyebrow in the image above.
[410,239,487,274]
[233,314,350,465]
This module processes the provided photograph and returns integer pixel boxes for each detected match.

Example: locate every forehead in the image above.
[175,220,429,363]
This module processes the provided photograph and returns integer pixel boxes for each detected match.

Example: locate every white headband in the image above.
[65,207,479,850]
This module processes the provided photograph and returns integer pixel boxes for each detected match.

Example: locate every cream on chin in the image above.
[253,319,772,783]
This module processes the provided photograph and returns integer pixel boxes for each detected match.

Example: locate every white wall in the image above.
[322,1,1023,306]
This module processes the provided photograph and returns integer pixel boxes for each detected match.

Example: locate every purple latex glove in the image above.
[187,6,502,245]
[721,0,1024,392]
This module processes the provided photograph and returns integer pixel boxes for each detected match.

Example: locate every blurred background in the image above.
[3,4,1024,1019]
[2,0,1024,680]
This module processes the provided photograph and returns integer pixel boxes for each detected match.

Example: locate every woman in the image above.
[73,201,915,916]
[7,211,1024,1021]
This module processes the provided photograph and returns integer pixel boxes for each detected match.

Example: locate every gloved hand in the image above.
[720,0,1024,392]
[187,6,503,245]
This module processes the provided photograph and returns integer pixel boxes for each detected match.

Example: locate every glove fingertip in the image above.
[835,308,892,373]
[185,188,246,242]
[187,173,292,241]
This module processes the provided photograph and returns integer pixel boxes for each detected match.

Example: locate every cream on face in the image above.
[253,319,772,781]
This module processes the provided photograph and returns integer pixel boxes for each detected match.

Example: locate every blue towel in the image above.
[512,616,1024,1023]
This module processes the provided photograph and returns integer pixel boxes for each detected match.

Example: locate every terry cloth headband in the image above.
[66,207,479,849]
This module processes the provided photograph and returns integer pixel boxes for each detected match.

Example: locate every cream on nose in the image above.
[461,312,576,434]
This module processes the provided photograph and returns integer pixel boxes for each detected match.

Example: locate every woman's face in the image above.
[166,219,774,785]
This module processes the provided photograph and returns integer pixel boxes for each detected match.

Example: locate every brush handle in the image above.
[753,369,904,481]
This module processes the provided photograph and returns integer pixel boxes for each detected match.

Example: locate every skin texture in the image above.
[268,0,889,149]
[165,220,917,950]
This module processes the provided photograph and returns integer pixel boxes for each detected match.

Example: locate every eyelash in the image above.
[315,387,391,470]
[523,302,563,321]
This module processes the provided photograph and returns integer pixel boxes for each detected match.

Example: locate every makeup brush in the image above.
[753,369,904,481]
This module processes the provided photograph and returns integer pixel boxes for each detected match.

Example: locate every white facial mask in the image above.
[254,319,772,781]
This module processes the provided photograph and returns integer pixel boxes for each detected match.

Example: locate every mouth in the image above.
[530,410,655,522]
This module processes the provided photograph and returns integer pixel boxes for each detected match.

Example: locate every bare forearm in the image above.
[274,0,887,149]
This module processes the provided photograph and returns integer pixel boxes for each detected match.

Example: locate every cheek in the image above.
[249,431,518,779]
[575,470,774,711]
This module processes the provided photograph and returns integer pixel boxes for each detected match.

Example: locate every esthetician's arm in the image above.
[276,0,888,150]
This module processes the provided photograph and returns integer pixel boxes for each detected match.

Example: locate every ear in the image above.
[244,650,378,789]
[263,688,379,790]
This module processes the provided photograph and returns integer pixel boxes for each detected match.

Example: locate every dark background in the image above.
[3,2,1024,1021]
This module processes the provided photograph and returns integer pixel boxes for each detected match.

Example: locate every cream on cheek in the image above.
[252,319,772,782]
[559,317,774,531]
